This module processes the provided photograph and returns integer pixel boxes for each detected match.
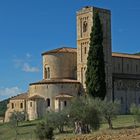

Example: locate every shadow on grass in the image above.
[113,125,140,130]
[19,123,36,127]
[18,132,31,135]
[55,130,73,136]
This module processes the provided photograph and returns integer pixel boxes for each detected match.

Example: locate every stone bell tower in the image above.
[76,6,112,99]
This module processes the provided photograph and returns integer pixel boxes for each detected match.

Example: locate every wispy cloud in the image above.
[22,63,39,72]
[26,53,31,59]
[13,53,39,73]
[0,87,22,100]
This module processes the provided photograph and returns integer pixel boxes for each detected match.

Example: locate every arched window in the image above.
[84,47,87,54]
[11,103,14,109]
[20,103,23,108]
[30,102,32,107]
[64,101,67,107]
[45,66,50,79]
[83,21,88,32]
[46,98,50,107]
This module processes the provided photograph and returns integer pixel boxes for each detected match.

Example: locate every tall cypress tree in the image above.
[86,11,106,100]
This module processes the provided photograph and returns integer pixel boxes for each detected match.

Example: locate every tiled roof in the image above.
[11,93,28,100]
[42,47,77,55]
[112,52,140,59]
[28,95,44,99]
[55,94,73,99]
[30,79,80,85]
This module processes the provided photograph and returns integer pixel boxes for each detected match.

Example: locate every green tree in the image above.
[0,98,10,116]
[92,99,120,129]
[45,111,69,133]
[86,11,106,100]
[67,97,101,134]
[9,111,26,140]
[35,121,54,140]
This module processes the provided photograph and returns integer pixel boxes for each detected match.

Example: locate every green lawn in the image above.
[0,115,139,140]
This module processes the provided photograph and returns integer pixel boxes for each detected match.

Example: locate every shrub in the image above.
[66,97,101,134]
[35,121,54,140]
[130,103,140,128]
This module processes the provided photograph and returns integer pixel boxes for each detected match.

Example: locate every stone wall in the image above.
[43,53,77,80]
[28,82,80,120]
[4,99,27,122]
[113,78,140,113]
[112,56,140,75]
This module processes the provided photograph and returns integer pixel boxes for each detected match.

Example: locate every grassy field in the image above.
[0,115,139,140]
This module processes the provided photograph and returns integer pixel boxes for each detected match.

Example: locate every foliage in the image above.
[92,98,120,129]
[35,121,54,140]
[9,111,26,127]
[45,111,69,133]
[130,104,140,127]
[0,98,10,116]
[9,111,26,140]
[66,97,101,133]
[86,11,106,100]
[134,52,140,55]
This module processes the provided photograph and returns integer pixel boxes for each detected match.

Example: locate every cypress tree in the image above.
[86,11,106,100]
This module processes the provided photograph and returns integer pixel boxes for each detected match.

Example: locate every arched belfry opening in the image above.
[83,21,88,32]
[44,66,50,79]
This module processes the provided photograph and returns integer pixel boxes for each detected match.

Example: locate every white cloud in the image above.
[13,59,24,68]
[0,87,22,100]
[22,63,39,72]
[13,54,39,73]
[26,53,31,59]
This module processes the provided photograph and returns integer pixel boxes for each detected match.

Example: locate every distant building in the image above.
[5,6,140,122]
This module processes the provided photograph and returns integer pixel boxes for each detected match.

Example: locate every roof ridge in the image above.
[42,47,76,55]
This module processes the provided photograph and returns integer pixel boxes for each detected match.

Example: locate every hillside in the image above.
[134,52,140,55]
[0,98,10,116]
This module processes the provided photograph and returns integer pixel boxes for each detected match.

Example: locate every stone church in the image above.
[5,6,140,122]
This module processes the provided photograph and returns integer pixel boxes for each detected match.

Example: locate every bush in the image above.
[45,111,69,133]
[130,103,140,128]
[91,98,120,129]
[66,97,101,134]
[35,121,54,140]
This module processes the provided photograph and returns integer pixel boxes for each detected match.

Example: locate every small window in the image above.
[20,103,23,109]
[64,101,67,107]
[11,103,14,109]
[45,66,50,79]
[83,21,88,32]
[47,98,50,107]
[84,47,86,54]
[30,102,32,107]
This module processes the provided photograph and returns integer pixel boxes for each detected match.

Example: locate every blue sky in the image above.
[0,0,140,100]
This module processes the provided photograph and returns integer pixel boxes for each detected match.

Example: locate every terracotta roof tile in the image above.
[11,93,28,100]
[112,52,140,59]
[28,95,44,99]
[30,79,80,85]
[42,47,77,55]
[55,94,73,99]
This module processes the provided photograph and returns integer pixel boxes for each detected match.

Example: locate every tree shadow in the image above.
[19,123,36,127]
[113,125,140,130]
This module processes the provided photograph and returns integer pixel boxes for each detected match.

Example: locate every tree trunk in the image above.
[107,118,113,129]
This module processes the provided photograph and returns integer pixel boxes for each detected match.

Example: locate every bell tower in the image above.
[76,6,112,99]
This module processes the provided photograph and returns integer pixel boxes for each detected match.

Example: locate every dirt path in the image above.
[63,128,140,140]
